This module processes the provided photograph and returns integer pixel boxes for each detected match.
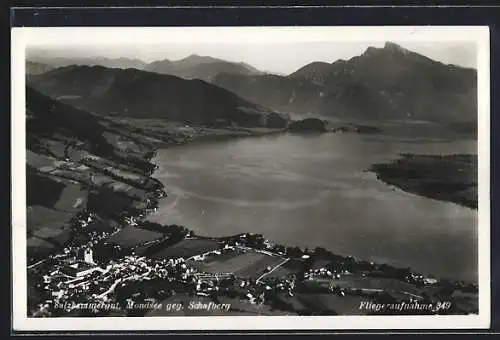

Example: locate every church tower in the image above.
[82,248,94,264]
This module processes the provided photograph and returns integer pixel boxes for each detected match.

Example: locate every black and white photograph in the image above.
[11,26,490,330]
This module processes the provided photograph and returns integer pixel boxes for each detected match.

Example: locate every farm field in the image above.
[26,172,87,261]
[261,258,304,279]
[83,155,146,183]
[65,147,91,162]
[27,234,67,257]
[111,167,144,182]
[26,149,58,169]
[27,222,72,261]
[27,205,73,232]
[150,239,220,260]
[106,181,136,193]
[190,248,285,278]
[53,181,89,213]
[31,226,71,244]
[105,226,165,249]
[311,274,423,296]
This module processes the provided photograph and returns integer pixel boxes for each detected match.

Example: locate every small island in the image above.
[288,118,329,133]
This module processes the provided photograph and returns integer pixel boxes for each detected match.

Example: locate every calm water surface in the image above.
[149,131,478,281]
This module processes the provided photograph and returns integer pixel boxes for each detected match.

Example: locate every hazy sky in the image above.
[28,40,477,75]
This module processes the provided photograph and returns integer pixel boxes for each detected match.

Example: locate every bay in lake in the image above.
[148,129,478,281]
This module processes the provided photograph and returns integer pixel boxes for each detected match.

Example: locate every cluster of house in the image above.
[189,244,235,262]
[71,210,97,229]
[36,247,107,313]
[238,276,296,305]
[38,256,146,315]
[122,216,139,226]
[38,242,286,316]
[407,272,439,286]
[305,266,343,280]
[194,275,225,296]
[262,277,296,297]
[39,227,385,316]
[61,248,101,277]
[34,190,476,318]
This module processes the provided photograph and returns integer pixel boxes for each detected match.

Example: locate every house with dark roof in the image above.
[61,261,103,277]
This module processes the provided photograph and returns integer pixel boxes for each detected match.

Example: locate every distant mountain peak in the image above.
[178,54,221,64]
[287,61,337,79]
[185,54,202,59]
[360,42,440,67]
[238,61,264,74]
[214,42,477,125]
[181,54,202,61]
[383,41,407,52]
[147,58,173,65]
[362,41,412,56]
[144,54,263,81]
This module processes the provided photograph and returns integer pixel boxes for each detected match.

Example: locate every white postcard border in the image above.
[11,26,491,331]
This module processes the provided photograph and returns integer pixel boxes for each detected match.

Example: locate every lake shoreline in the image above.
[149,131,478,285]
[27,124,479,317]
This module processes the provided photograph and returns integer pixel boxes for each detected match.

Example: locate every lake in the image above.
[149,128,478,281]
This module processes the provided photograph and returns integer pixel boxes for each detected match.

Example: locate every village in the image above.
[29,233,296,316]
[28,206,477,317]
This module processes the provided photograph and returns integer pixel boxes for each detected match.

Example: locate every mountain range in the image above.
[27,65,286,128]
[26,54,264,82]
[26,56,149,70]
[27,42,477,126]
[144,54,263,82]
[213,42,477,124]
